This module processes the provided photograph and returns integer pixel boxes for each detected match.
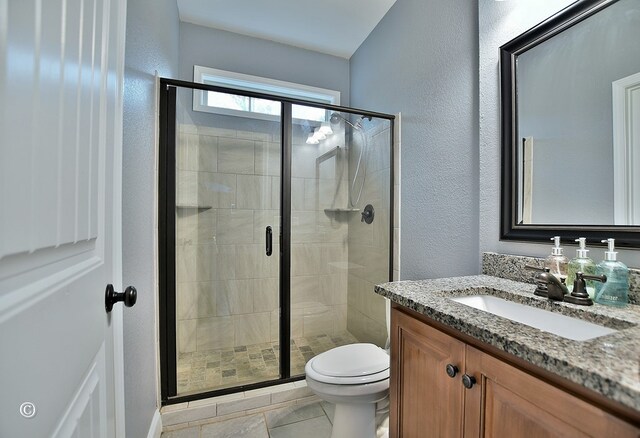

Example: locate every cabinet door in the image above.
[391,309,466,438]
[464,346,639,438]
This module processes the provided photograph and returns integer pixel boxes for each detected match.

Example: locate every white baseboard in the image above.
[147,409,162,438]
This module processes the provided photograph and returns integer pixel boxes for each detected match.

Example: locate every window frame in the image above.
[192,66,341,122]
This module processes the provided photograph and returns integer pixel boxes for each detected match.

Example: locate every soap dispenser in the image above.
[545,236,568,283]
[566,238,596,297]
[594,239,629,307]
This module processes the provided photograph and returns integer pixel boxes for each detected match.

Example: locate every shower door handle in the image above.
[266,226,273,256]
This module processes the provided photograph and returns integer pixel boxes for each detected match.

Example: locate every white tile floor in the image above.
[161,400,389,438]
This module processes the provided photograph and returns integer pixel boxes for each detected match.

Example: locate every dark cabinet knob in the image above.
[105,284,137,313]
[445,364,458,378]
[462,374,476,389]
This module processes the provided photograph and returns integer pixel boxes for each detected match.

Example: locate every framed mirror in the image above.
[500,0,640,247]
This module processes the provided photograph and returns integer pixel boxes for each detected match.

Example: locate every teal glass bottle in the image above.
[594,239,629,307]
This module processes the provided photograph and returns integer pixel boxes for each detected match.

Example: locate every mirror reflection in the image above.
[515,0,640,226]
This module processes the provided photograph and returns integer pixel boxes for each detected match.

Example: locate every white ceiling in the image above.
[177,0,397,59]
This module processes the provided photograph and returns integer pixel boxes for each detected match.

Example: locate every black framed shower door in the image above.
[158,78,395,405]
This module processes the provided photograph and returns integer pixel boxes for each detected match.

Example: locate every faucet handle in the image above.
[573,272,607,296]
[580,273,607,283]
[524,264,550,272]
[565,272,606,306]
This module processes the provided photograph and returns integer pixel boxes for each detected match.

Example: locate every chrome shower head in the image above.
[329,112,370,130]
[329,112,344,125]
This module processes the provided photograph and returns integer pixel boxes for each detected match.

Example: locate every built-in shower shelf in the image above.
[176,204,212,211]
[324,208,360,214]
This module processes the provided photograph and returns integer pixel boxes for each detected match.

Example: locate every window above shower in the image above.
[193,66,340,122]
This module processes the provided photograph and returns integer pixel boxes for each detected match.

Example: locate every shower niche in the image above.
[159,79,394,404]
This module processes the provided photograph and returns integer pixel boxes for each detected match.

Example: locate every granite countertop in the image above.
[375,275,640,412]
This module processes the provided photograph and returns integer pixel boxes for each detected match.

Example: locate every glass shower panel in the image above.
[345,114,392,348]
[174,86,281,395]
[289,106,392,376]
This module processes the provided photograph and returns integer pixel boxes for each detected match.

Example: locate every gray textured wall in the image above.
[479,0,640,267]
[122,0,179,436]
[179,22,350,106]
[350,0,480,279]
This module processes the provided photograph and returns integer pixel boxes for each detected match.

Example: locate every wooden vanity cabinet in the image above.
[391,307,640,438]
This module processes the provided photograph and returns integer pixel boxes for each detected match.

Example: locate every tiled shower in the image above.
[166,84,392,397]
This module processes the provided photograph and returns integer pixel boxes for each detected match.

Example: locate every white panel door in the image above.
[0,0,127,437]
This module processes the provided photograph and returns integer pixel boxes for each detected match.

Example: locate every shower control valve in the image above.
[361,204,375,224]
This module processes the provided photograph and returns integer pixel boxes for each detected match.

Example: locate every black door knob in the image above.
[462,374,476,389]
[105,284,137,313]
[445,364,458,378]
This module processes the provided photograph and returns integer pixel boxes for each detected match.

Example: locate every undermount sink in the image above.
[451,295,617,341]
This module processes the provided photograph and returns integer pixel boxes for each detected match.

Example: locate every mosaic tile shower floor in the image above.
[177,331,358,395]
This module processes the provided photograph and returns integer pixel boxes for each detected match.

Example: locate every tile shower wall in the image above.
[346,122,392,346]
[176,123,349,355]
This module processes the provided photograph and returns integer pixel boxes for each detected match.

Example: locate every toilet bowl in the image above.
[305,343,390,438]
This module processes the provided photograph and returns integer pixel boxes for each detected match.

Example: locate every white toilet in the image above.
[305,300,391,438]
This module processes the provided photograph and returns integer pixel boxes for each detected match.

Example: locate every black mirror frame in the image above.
[499,0,640,249]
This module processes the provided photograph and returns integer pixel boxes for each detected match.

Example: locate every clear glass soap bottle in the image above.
[566,237,596,297]
[545,236,568,284]
[594,238,629,307]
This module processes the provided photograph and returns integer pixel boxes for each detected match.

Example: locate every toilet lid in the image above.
[306,363,389,385]
[310,343,389,377]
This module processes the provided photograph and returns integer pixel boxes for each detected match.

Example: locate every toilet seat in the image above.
[306,343,390,385]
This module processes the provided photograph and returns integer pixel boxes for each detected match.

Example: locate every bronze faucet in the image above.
[542,272,570,301]
[525,265,606,306]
